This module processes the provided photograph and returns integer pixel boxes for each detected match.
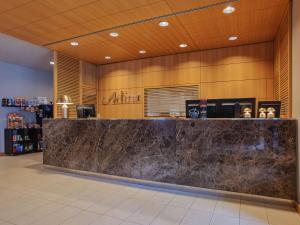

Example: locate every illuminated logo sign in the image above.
[102,91,141,105]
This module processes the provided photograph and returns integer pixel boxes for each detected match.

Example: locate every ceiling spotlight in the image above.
[70,41,79,46]
[139,50,146,54]
[50,61,54,65]
[228,36,238,41]
[105,56,111,60]
[159,21,169,27]
[179,43,188,48]
[223,6,235,14]
[110,32,119,37]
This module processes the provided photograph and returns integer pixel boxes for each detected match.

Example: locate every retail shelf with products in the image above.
[4,128,43,156]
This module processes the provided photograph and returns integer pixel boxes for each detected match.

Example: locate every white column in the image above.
[292,0,300,202]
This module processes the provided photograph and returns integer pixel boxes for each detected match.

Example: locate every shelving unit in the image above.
[5,128,43,156]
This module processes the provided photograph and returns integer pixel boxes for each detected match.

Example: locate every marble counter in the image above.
[43,118,298,200]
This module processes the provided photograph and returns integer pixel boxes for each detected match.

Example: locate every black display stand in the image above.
[5,128,43,156]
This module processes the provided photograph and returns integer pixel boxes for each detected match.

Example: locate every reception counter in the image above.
[43,118,297,200]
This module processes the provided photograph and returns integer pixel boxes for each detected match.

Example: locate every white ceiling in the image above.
[0,33,53,72]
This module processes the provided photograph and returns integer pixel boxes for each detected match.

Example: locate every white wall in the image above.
[0,61,53,152]
[292,0,300,202]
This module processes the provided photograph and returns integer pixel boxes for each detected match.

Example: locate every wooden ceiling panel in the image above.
[4,1,59,26]
[0,0,290,65]
[97,0,161,14]
[17,15,76,38]
[95,17,198,57]
[82,1,172,33]
[238,0,290,11]
[164,0,230,12]
[37,0,96,13]
[57,0,162,26]
[0,0,32,13]
[5,27,50,45]
[0,13,27,31]
[49,34,135,64]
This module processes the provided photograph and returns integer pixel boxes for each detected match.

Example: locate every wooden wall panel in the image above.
[200,79,268,99]
[274,4,292,117]
[98,42,275,119]
[201,61,273,83]
[81,86,97,106]
[143,68,201,88]
[54,54,97,118]
[200,42,274,67]
[55,52,80,118]
[98,88,143,118]
[99,74,142,91]
[80,61,97,111]
[81,61,97,88]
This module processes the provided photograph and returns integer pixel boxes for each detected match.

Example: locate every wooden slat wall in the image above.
[274,4,292,117]
[144,85,199,117]
[54,53,97,118]
[97,42,274,119]
[54,52,80,118]
[80,61,98,112]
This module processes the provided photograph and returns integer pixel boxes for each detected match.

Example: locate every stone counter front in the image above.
[43,119,298,200]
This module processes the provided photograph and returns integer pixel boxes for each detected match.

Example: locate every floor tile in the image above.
[126,202,165,225]
[180,209,212,225]
[61,211,99,225]
[214,198,240,217]
[240,200,268,224]
[266,204,300,225]
[149,191,175,205]
[133,189,157,201]
[120,222,140,225]
[210,214,239,225]
[89,215,123,225]
[105,197,146,219]
[30,205,81,225]
[87,194,129,215]
[8,201,65,225]
[1,153,299,225]
[169,194,196,209]
[0,221,14,225]
[240,219,269,225]
[150,205,187,225]
[190,195,218,213]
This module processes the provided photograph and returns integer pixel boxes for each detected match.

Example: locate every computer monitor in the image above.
[76,104,96,118]
[207,98,256,118]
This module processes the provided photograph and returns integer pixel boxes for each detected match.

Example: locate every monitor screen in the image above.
[207,98,256,118]
[76,105,96,118]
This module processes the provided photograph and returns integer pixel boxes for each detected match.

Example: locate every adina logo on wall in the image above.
[102,90,141,105]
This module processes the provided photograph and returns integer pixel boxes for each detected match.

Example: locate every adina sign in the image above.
[102,90,141,105]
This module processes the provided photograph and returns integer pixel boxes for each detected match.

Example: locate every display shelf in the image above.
[1,105,31,108]
[5,128,43,156]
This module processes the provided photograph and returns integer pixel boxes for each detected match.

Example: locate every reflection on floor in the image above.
[0,153,299,225]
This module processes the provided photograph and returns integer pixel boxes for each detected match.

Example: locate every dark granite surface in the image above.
[43,118,298,200]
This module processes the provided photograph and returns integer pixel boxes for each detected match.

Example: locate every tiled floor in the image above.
[0,153,299,225]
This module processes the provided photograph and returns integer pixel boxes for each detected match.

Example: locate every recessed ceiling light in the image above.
[223,6,235,14]
[139,50,146,54]
[110,32,119,37]
[159,21,169,27]
[228,36,238,41]
[50,61,54,65]
[70,41,79,46]
[105,56,111,60]
[179,43,188,48]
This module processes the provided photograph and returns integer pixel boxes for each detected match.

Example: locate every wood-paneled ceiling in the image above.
[0,0,290,64]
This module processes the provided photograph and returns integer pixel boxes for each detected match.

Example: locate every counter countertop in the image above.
[44,117,297,121]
